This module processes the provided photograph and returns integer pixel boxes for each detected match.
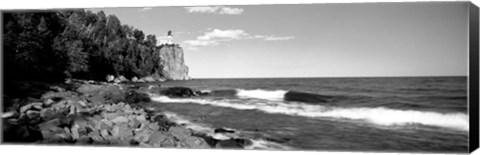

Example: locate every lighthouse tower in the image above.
[166,30,173,45]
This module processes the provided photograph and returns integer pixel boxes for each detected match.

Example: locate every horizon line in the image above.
[189,75,468,80]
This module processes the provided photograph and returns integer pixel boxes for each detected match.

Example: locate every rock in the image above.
[131,77,139,82]
[40,109,58,121]
[2,111,18,118]
[179,136,211,148]
[142,76,155,82]
[153,115,176,131]
[100,129,110,139]
[40,126,71,143]
[26,110,40,119]
[44,99,54,106]
[158,46,190,80]
[214,128,235,134]
[215,139,244,149]
[112,124,133,140]
[169,126,191,141]
[192,132,218,147]
[111,116,129,124]
[124,91,150,103]
[136,114,147,122]
[106,75,115,82]
[148,123,160,131]
[88,130,103,142]
[78,101,87,107]
[118,75,127,82]
[234,138,253,147]
[76,135,91,144]
[101,119,114,129]
[149,131,175,147]
[134,129,154,143]
[160,87,197,97]
[71,124,80,140]
[31,102,43,110]
[20,104,33,114]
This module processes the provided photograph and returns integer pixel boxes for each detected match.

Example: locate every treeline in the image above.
[3,9,163,82]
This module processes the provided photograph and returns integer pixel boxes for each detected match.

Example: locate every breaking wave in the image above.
[151,96,469,132]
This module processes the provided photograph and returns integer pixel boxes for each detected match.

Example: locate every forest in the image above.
[3,9,163,82]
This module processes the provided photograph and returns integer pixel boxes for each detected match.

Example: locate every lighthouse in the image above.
[166,30,173,45]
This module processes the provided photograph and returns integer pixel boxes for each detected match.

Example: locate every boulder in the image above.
[124,91,150,103]
[133,129,154,143]
[168,126,191,141]
[215,139,244,149]
[118,75,128,82]
[160,87,198,98]
[148,131,175,147]
[40,109,58,120]
[234,138,253,147]
[106,75,115,82]
[177,136,211,149]
[131,77,139,82]
[111,116,129,124]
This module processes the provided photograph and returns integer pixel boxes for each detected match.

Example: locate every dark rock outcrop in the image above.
[160,87,198,98]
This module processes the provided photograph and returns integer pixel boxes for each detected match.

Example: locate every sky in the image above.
[90,2,469,78]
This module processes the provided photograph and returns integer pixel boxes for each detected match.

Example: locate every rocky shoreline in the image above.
[2,79,251,149]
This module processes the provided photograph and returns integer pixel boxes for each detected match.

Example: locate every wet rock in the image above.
[234,138,253,147]
[214,128,235,134]
[265,137,291,143]
[215,139,244,149]
[192,132,219,147]
[124,91,150,103]
[153,115,176,131]
[160,87,198,98]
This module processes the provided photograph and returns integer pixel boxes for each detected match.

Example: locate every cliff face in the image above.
[158,45,190,80]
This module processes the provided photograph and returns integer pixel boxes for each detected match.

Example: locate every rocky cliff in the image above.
[158,45,190,80]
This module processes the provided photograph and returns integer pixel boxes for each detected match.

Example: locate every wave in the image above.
[161,111,291,150]
[208,89,334,103]
[151,96,469,131]
[236,89,288,101]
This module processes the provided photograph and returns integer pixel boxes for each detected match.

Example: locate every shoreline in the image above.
[1,79,253,149]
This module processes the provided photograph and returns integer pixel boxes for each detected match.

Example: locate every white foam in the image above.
[236,89,288,101]
[152,96,469,131]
